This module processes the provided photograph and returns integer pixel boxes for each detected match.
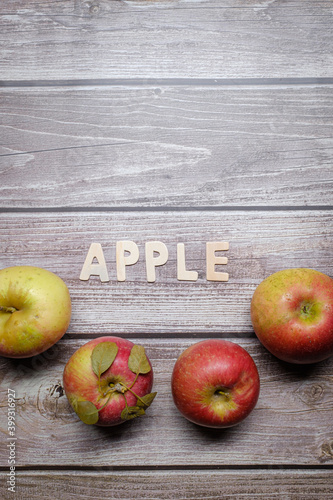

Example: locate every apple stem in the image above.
[215,389,231,402]
[122,384,146,405]
[114,383,126,394]
[111,381,144,405]
[101,380,143,406]
[0,306,17,314]
[102,383,126,399]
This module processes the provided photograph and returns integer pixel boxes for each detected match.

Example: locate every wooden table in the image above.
[1,1,333,498]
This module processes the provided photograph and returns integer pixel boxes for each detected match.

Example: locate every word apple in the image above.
[80,241,229,283]
[171,339,260,428]
[0,266,71,358]
[251,268,333,364]
[63,336,156,426]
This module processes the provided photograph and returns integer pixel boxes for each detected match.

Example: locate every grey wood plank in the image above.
[1,1,332,80]
[2,469,333,500]
[1,85,333,208]
[1,210,332,335]
[0,338,332,467]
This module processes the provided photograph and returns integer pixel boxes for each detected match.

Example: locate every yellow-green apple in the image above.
[251,268,333,364]
[0,266,71,358]
[171,339,260,428]
[63,336,156,426]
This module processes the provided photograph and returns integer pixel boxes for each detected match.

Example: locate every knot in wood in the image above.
[320,441,333,462]
[89,3,100,14]
[295,382,324,406]
[36,382,73,422]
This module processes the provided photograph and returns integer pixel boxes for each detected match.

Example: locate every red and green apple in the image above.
[251,268,333,364]
[171,339,260,428]
[63,336,156,426]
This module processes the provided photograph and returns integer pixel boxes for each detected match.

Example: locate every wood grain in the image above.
[1,85,333,208]
[2,469,333,500]
[1,0,333,495]
[0,338,332,467]
[1,0,332,80]
[1,210,332,335]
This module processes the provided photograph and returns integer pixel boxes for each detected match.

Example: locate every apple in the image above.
[0,265,71,358]
[251,268,333,364]
[171,339,260,428]
[63,336,156,426]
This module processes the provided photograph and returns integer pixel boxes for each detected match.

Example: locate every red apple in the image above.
[63,336,156,426]
[171,339,260,428]
[0,266,71,358]
[251,268,333,364]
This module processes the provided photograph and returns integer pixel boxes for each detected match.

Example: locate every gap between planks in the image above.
[1,206,333,213]
[1,464,332,472]
[1,78,333,88]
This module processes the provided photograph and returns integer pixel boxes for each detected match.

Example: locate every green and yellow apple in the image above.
[0,266,71,358]
[251,268,333,364]
[171,339,260,428]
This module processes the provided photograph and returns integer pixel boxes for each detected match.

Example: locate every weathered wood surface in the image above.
[1,339,332,468]
[1,0,333,497]
[1,211,332,335]
[1,85,333,208]
[1,0,332,81]
[2,470,333,500]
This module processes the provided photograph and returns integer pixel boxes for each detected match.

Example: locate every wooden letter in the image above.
[116,241,139,281]
[80,243,109,282]
[145,241,168,283]
[206,242,229,282]
[177,243,198,281]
